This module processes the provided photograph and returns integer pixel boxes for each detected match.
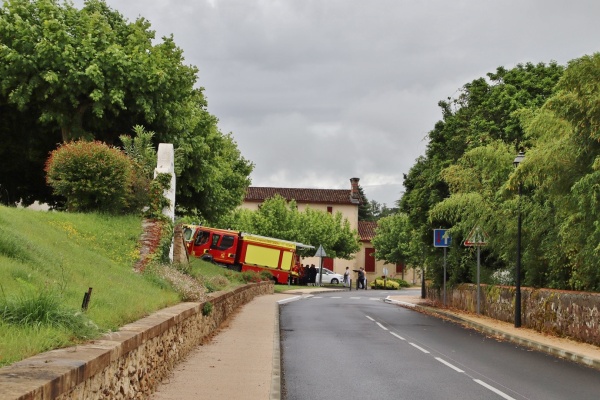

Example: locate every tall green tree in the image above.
[0,0,197,142]
[428,141,517,286]
[0,0,253,219]
[372,212,412,265]
[513,53,600,291]
[398,62,564,286]
[218,195,360,259]
[357,185,374,221]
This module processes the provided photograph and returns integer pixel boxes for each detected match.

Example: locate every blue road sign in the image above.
[433,229,452,247]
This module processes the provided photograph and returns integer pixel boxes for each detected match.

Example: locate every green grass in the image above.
[0,206,308,367]
[0,206,180,366]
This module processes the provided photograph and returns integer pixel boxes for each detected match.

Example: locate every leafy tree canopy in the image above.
[0,0,253,220]
[395,62,566,288]
[217,195,361,259]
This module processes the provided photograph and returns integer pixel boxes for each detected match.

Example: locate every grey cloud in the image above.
[71,0,600,206]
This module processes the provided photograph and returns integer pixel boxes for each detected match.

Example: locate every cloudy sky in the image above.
[73,0,600,206]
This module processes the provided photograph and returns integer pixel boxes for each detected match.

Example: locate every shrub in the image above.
[202,301,213,316]
[119,126,159,213]
[144,173,172,220]
[207,275,230,292]
[370,279,400,290]
[0,290,99,339]
[259,271,275,281]
[390,278,411,288]
[144,264,206,302]
[240,270,263,283]
[45,140,133,213]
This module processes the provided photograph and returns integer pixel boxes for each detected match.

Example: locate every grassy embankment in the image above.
[0,206,185,366]
[0,206,251,367]
[0,206,316,367]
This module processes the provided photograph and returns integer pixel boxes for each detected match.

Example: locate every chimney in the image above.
[350,177,360,203]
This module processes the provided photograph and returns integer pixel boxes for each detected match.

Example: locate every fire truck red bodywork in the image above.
[186,226,307,284]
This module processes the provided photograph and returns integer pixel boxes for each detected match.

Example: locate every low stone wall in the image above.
[0,281,274,400]
[427,284,600,346]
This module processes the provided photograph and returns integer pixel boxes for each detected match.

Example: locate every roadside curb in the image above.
[386,298,600,371]
[271,299,282,400]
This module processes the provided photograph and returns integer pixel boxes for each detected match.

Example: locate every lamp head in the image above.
[513,151,525,167]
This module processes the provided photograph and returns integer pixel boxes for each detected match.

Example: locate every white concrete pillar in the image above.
[155,143,176,262]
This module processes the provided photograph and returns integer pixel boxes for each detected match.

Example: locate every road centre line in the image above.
[364,315,389,331]
[473,379,516,400]
[409,343,430,353]
[435,357,464,373]
[376,322,388,331]
[375,317,515,399]
[390,332,406,341]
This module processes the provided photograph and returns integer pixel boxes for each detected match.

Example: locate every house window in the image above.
[327,206,333,214]
[364,248,375,272]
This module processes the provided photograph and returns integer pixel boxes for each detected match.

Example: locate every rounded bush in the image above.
[45,140,133,213]
[370,279,400,290]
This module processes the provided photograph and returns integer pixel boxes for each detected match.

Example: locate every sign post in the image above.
[433,229,452,306]
[314,245,327,286]
[463,226,489,314]
[383,267,389,289]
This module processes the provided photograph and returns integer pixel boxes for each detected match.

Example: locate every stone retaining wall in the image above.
[0,282,274,400]
[427,284,600,346]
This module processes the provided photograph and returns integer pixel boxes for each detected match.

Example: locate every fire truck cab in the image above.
[186,226,313,284]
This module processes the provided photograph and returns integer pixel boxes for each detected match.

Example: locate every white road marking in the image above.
[376,322,388,331]
[473,379,516,400]
[409,343,430,353]
[435,357,464,373]
[277,296,302,304]
[302,294,519,399]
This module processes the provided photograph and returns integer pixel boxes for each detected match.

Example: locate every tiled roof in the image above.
[245,187,358,205]
[358,221,377,242]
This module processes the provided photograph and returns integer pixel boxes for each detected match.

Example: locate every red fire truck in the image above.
[186,226,313,284]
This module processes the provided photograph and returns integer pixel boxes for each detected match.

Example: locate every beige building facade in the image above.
[242,177,418,285]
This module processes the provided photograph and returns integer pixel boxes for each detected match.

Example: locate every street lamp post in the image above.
[513,151,525,328]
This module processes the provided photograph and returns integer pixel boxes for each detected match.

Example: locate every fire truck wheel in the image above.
[200,254,214,263]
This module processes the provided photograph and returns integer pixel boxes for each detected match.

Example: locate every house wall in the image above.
[241,201,359,275]
[240,202,358,231]
[355,243,418,285]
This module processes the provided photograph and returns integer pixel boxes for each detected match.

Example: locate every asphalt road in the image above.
[280,289,600,400]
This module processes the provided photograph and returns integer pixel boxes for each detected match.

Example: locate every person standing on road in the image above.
[303,264,310,285]
[357,267,365,289]
[343,267,350,287]
[309,264,317,286]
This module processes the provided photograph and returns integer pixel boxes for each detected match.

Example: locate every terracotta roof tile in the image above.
[358,221,377,242]
[245,187,358,205]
